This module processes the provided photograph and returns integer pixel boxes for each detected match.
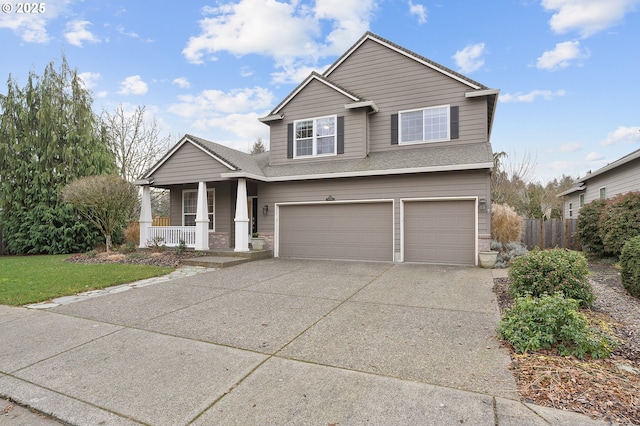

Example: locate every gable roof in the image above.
[324,32,488,91]
[262,71,365,119]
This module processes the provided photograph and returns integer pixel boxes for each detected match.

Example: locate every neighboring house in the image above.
[136,32,499,265]
[558,147,640,219]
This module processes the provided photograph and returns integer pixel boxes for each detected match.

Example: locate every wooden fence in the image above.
[521,219,579,250]
[152,217,170,226]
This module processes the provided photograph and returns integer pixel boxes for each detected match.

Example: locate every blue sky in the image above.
[1,0,639,182]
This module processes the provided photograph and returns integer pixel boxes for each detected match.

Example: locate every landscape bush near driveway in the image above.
[620,236,640,298]
[508,249,594,306]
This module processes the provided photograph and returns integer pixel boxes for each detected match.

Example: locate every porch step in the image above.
[182,250,273,268]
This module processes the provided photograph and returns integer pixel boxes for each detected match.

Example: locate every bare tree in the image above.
[62,175,139,252]
[492,150,537,215]
[101,104,170,182]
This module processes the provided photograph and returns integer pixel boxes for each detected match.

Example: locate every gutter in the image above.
[221,162,494,182]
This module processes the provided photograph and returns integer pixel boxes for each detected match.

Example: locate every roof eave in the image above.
[344,100,379,113]
[258,113,284,123]
[222,162,493,182]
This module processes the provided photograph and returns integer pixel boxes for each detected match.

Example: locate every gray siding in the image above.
[566,158,640,218]
[168,182,234,233]
[582,159,640,205]
[270,79,367,165]
[325,39,489,153]
[152,142,233,186]
[258,170,490,254]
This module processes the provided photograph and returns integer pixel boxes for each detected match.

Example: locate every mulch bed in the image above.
[65,250,205,268]
[493,263,640,425]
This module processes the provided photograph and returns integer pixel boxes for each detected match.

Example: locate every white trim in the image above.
[324,34,483,90]
[143,136,236,178]
[398,104,451,145]
[344,100,379,112]
[274,199,395,261]
[399,197,478,266]
[599,186,607,200]
[465,89,500,98]
[293,114,338,158]
[221,162,495,182]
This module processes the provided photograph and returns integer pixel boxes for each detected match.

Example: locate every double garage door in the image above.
[278,199,475,264]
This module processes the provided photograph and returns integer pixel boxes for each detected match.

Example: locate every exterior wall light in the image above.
[478,198,487,213]
[262,205,269,215]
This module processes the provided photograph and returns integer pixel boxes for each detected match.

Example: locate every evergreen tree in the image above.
[0,57,115,254]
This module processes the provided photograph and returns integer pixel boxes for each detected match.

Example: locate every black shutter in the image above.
[450,106,459,140]
[287,123,293,158]
[337,116,344,154]
[390,114,398,145]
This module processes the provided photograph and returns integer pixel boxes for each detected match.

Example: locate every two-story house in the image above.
[558,147,640,219]
[136,32,499,265]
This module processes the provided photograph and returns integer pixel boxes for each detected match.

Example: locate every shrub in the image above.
[598,192,640,258]
[175,239,187,255]
[124,222,139,245]
[620,235,640,299]
[492,240,528,268]
[119,241,137,254]
[491,204,523,244]
[497,293,618,359]
[509,248,593,307]
[576,199,607,256]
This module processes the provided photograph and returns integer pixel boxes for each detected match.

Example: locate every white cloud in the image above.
[408,0,427,24]
[77,72,102,89]
[271,61,326,85]
[585,151,605,161]
[0,0,69,43]
[193,112,268,143]
[600,126,640,145]
[169,87,274,117]
[452,42,485,73]
[118,75,148,95]
[499,89,566,103]
[64,20,101,47]
[536,40,588,70]
[558,141,582,152]
[182,0,375,81]
[541,0,640,37]
[172,77,190,89]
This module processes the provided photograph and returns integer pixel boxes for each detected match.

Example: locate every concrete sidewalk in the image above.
[0,260,612,425]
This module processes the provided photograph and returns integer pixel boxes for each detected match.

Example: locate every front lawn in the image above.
[0,255,174,306]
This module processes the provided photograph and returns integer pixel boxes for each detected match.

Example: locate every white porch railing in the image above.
[146,226,196,248]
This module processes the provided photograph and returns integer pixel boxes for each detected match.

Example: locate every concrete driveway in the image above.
[0,259,609,425]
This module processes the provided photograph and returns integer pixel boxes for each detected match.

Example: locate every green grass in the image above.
[0,255,174,306]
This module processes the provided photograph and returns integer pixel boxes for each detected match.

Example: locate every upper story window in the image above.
[579,193,585,207]
[399,105,450,144]
[294,115,337,158]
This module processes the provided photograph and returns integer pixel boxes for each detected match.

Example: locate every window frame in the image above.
[182,188,215,230]
[398,104,451,145]
[599,186,607,200]
[293,115,338,158]
[579,193,585,207]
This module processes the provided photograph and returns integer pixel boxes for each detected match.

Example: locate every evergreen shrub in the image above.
[620,236,640,299]
[497,293,618,359]
[598,192,640,257]
[575,199,607,256]
[509,248,593,307]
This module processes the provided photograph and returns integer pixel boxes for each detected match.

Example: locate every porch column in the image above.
[195,181,210,251]
[139,185,152,248]
[234,178,249,252]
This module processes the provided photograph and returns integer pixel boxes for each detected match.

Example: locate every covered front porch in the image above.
[137,178,256,252]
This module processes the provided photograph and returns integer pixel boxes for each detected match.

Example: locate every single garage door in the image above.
[278,202,393,261]
[403,200,475,264]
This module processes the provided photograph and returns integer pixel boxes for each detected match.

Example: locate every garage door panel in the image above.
[404,200,475,265]
[279,203,392,261]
